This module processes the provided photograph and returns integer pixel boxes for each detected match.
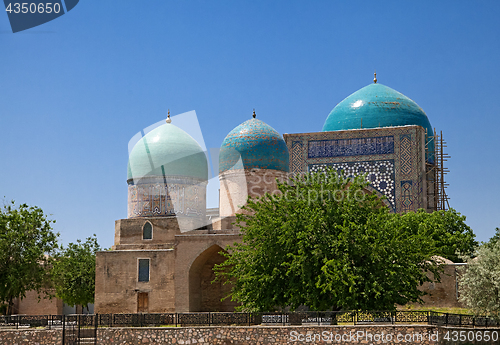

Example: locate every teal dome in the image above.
[127,121,208,181]
[219,117,289,174]
[322,83,434,161]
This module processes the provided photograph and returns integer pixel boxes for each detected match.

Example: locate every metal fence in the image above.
[1,310,499,330]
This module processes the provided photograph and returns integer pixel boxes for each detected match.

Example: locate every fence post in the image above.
[445,313,448,326]
[208,312,211,326]
[94,314,98,345]
[62,314,65,345]
[174,313,177,327]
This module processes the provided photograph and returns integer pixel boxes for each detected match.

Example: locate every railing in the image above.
[0,310,498,329]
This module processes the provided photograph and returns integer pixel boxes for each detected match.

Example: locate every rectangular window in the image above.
[138,259,150,282]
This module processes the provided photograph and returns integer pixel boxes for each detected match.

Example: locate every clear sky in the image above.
[1,1,499,249]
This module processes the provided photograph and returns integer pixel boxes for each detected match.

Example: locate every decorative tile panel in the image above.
[291,141,305,174]
[128,179,207,218]
[399,135,412,176]
[284,125,428,213]
[308,136,394,158]
[309,160,395,208]
[401,180,413,212]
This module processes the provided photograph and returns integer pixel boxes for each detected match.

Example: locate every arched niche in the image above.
[188,244,238,312]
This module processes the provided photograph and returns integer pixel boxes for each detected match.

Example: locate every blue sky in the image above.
[1,1,499,248]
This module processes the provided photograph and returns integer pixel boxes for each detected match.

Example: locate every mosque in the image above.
[94,75,454,314]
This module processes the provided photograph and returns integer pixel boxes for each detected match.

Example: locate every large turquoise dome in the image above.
[322,83,434,161]
[219,117,289,174]
[127,121,208,181]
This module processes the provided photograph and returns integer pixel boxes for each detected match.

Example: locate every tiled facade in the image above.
[284,125,428,213]
[127,177,207,219]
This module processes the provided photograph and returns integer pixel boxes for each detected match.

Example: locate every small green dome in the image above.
[127,121,208,181]
[322,83,434,162]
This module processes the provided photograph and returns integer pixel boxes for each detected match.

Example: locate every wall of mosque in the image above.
[95,249,176,314]
[284,125,427,213]
[218,168,288,219]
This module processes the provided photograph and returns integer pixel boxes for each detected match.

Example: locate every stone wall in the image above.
[1,325,498,344]
[0,329,62,344]
[97,325,500,345]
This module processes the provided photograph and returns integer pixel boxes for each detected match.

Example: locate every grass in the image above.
[399,305,472,315]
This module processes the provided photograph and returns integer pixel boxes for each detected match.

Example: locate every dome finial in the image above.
[374,71,377,84]
[252,109,256,118]
[166,109,171,123]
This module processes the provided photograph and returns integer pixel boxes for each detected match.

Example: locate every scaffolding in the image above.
[426,129,450,211]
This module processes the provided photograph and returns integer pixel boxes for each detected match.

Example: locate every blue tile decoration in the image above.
[309,159,395,209]
[219,118,289,173]
[291,141,305,174]
[400,135,412,176]
[308,136,394,159]
[285,125,427,213]
[401,180,413,212]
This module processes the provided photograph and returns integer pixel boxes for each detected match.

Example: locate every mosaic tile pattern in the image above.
[291,141,305,174]
[308,136,394,158]
[401,180,413,212]
[128,180,206,218]
[309,160,395,208]
[284,125,428,213]
[400,135,412,176]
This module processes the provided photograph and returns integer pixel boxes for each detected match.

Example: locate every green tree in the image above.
[0,201,58,315]
[215,170,441,312]
[458,241,500,319]
[51,235,100,310]
[484,227,500,249]
[397,209,477,263]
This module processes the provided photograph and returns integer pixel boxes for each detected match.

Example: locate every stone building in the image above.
[94,77,457,314]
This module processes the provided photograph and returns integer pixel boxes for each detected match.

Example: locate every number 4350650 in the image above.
[6,2,62,14]
[443,330,498,342]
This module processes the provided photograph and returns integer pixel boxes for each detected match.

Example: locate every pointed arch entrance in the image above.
[188,244,238,312]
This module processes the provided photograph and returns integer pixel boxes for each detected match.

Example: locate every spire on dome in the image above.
[166,109,171,123]
[374,71,377,84]
[252,109,256,118]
